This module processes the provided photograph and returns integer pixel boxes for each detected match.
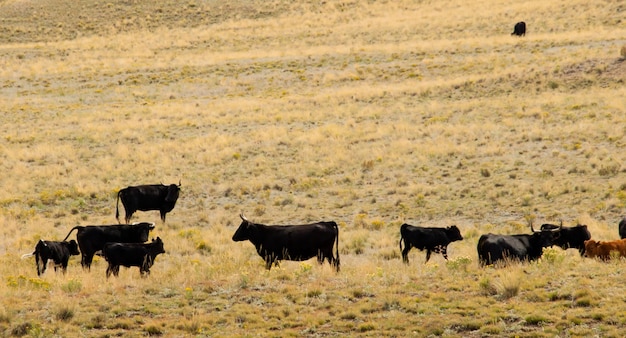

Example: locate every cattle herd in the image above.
[18,22,539,277]
[22,179,626,278]
[22,183,178,278]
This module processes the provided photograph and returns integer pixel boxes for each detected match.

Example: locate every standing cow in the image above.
[103,237,166,277]
[62,222,155,269]
[232,214,340,271]
[540,222,591,256]
[21,240,80,276]
[477,223,561,266]
[511,21,526,36]
[116,182,181,223]
[399,224,464,264]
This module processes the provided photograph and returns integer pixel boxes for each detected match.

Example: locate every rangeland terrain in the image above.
[1,0,626,336]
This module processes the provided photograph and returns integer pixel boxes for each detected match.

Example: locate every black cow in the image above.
[116,182,181,223]
[62,222,155,269]
[103,237,165,278]
[540,222,591,256]
[232,214,340,271]
[399,224,463,264]
[21,240,80,276]
[477,223,561,266]
[619,217,626,239]
[511,21,526,36]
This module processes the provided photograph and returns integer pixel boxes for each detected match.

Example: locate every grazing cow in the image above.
[511,21,526,37]
[540,223,591,256]
[584,239,626,261]
[477,223,561,266]
[116,182,181,223]
[103,237,165,277]
[21,240,80,276]
[232,214,340,271]
[399,224,463,264]
[619,217,626,239]
[62,222,155,269]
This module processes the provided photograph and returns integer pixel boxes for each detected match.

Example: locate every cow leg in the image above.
[125,211,133,224]
[36,254,45,276]
[317,250,324,265]
[425,250,432,263]
[82,254,93,270]
[401,244,412,264]
[320,248,333,266]
[113,266,120,276]
[61,258,69,274]
[160,210,167,223]
[440,246,449,260]
[265,257,273,270]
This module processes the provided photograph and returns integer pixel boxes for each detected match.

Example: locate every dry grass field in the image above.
[1,0,626,336]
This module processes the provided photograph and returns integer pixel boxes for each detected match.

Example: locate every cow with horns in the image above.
[477,222,561,266]
[399,223,464,264]
[116,182,181,224]
[232,214,340,271]
[540,222,591,256]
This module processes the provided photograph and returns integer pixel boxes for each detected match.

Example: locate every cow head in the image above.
[131,222,156,242]
[583,239,600,257]
[530,222,561,248]
[232,214,257,242]
[67,240,80,256]
[152,237,166,254]
[445,225,463,242]
[165,183,181,203]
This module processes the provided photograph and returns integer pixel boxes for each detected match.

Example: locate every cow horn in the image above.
[552,219,563,231]
[240,214,248,222]
[529,220,538,233]
[178,179,182,186]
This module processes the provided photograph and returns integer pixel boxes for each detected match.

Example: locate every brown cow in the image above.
[584,239,626,260]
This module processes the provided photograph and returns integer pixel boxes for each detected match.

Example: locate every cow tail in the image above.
[334,222,340,272]
[20,252,34,259]
[399,223,407,252]
[115,190,122,223]
[62,226,82,242]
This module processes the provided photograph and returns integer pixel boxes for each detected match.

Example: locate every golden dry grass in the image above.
[1,0,626,336]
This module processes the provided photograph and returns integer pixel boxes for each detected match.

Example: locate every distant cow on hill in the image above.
[116,182,181,223]
[21,240,80,276]
[232,214,340,271]
[103,237,166,277]
[511,21,526,36]
[62,222,155,269]
[399,224,464,264]
[584,239,626,261]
